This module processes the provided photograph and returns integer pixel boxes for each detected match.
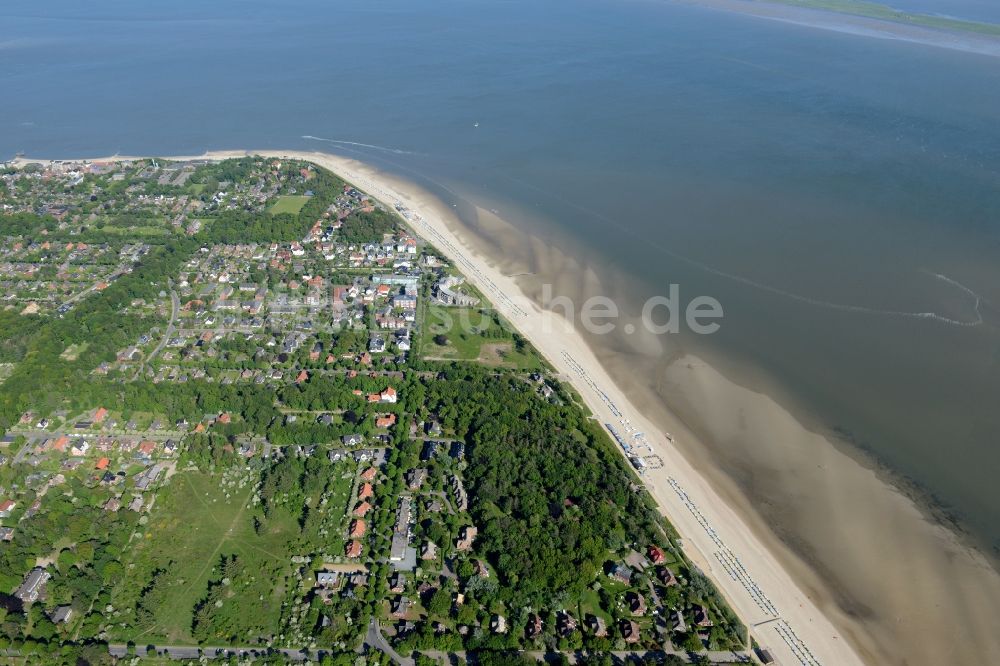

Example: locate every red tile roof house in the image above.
[526,614,543,639]
[358,482,374,500]
[95,457,110,470]
[353,501,372,517]
[345,540,363,558]
[0,500,16,518]
[375,413,397,429]
[138,440,157,456]
[93,407,109,423]
[51,435,70,452]
[217,412,232,425]
[379,386,397,403]
[360,467,378,481]
[349,519,367,538]
[647,544,666,565]
[296,370,309,384]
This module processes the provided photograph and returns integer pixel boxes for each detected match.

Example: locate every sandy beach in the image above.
[28,149,1000,665]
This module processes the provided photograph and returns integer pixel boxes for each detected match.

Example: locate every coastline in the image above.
[676,0,1000,57]
[270,150,1000,666]
[301,152,866,665]
[19,150,1000,665]
[153,149,864,665]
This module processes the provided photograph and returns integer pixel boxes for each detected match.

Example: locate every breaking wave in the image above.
[301,135,422,156]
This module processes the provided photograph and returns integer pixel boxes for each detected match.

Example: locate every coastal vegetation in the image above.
[769,0,1000,36]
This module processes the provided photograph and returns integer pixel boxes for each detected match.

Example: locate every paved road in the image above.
[366,618,414,666]
[108,644,324,661]
[55,266,127,312]
[410,649,753,664]
[108,640,753,664]
[138,286,179,378]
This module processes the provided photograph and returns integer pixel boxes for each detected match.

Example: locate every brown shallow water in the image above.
[442,197,1000,666]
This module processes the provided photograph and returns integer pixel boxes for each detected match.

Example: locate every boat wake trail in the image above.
[674,260,985,327]
[301,135,422,156]
[495,172,986,328]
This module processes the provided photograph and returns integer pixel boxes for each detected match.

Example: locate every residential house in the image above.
[657,566,678,587]
[316,572,340,588]
[15,568,50,604]
[626,591,647,616]
[671,611,688,634]
[609,563,633,584]
[526,614,543,639]
[587,614,607,637]
[406,468,427,490]
[390,497,412,562]
[367,386,397,403]
[619,619,640,644]
[50,606,73,624]
[391,596,410,618]
[557,611,577,636]
[456,525,477,551]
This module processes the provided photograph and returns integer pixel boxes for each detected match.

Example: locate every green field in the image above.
[300,462,356,557]
[268,195,311,215]
[59,342,89,361]
[97,225,174,236]
[109,469,300,645]
[422,305,542,369]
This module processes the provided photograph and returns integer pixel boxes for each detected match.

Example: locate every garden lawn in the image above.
[268,195,311,215]
[110,469,300,645]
